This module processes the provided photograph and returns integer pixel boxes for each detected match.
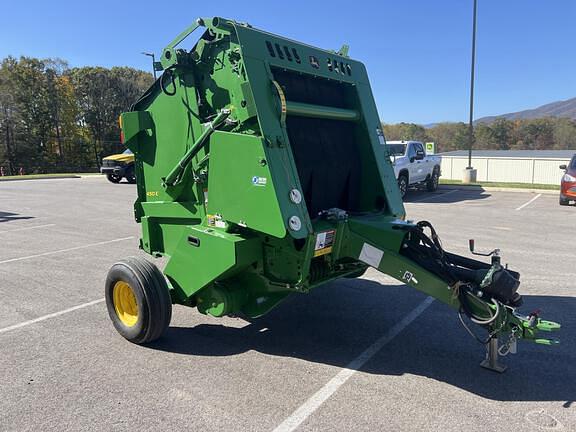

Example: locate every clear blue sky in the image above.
[2,0,575,124]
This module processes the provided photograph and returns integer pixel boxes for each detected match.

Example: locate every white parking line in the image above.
[0,179,75,184]
[515,194,542,211]
[272,297,434,432]
[0,236,134,265]
[410,189,458,203]
[0,223,55,234]
[0,299,105,335]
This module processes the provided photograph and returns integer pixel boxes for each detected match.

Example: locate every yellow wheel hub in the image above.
[113,281,139,327]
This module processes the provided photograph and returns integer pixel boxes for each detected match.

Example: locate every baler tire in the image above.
[559,197,569,206]
[105,257,172,344]
[106,173,122,184]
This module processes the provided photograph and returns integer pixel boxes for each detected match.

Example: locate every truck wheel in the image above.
[559,197,569,206]
[106,173,122,184]
[105,257,172,344]
[427,168,440,192]
[125,166,137,184]
[398,174,408,198]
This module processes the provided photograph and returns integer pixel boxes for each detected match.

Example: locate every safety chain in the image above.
[498,326,520,356]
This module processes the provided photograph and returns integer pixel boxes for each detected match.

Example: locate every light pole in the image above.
[141,52,157,80]
[464,0,478,183]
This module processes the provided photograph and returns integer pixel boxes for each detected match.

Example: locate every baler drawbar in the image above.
[105,17,560,371]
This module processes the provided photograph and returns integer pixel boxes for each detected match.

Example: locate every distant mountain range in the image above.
[422,97,576,127]
[475,97,576,124]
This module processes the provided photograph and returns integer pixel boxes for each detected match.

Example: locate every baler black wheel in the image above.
[106,173,122,183]
[559,197,569,206]
[105,257,172,344]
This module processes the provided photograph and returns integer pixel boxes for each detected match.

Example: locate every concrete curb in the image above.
[0,175,81,182]
[439,184,559,195]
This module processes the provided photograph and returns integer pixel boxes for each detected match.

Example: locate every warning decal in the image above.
[314,230,335,257]
[358,243,384,268]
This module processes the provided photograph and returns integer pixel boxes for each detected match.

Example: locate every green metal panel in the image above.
[207,131,286,238]
[120,111,153,144]
[354,82,405,218]
[163,225,260,300]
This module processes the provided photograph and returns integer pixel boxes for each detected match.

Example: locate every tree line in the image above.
[1,55,574,175]
[0,56,152,175]
[383,117,576,153]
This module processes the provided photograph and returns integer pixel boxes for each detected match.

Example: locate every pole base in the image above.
[480,359,507,373]
[480,338,507,373]
[462,168,477,184]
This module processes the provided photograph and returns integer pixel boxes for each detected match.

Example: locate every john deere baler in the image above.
[106,17,559,370]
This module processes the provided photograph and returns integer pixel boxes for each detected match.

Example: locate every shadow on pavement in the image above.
[404,186,489,204]
[148,278,572,403]
[0,211,34,223]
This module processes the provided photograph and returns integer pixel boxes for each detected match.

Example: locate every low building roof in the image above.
[440,150,575,159]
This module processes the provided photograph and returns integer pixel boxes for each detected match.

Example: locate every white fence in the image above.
[440,156,570,185]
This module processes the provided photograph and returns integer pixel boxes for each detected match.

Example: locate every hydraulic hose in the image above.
[405,221,502,328]
[163,109,231,187]
[160,68,177,96]
[469,297,500,325]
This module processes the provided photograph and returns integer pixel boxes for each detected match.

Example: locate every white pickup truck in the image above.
[386,141,441,198]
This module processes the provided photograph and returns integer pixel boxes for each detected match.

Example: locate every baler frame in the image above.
[105,16,560,372]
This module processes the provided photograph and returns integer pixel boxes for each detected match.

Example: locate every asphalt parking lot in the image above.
[0,177,574,432]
